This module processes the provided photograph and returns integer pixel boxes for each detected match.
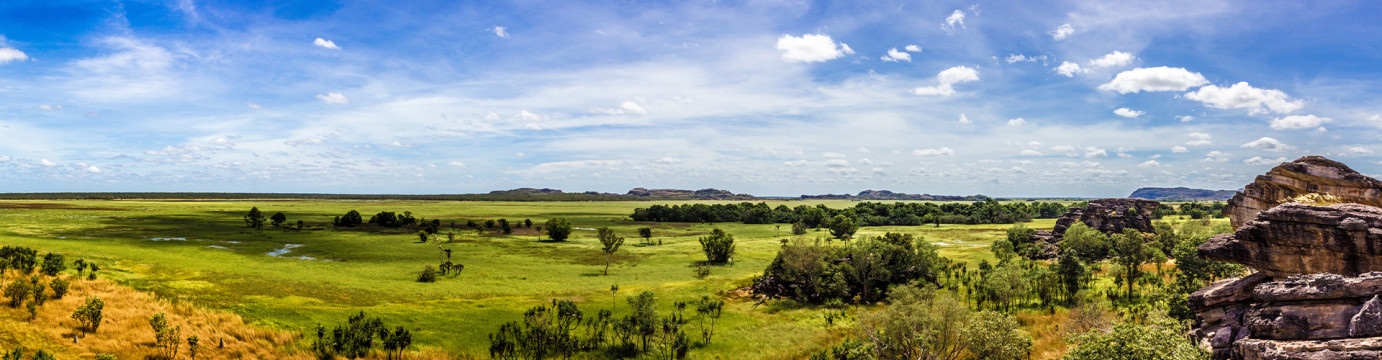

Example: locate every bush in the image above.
[4,280,30,308]
[827,215,859,240]
[72,297,104,332]
[95,354,117,360]
[49,278,69,299]
[698,229,736,264]
[40,253,65,276]
[417,265,437,283]
[791,221,808,235]
[333,210,364,227]
[544,218,573,241]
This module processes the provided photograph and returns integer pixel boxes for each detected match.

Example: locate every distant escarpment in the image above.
[1130,187,1237,201]
[1190,156,1382,359]
[625,188,756,200]
[799,190,990,201]
[1025,198,1160,259]
[1225,155,1382,228]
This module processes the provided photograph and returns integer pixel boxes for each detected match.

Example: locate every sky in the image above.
[1,0,1381,197]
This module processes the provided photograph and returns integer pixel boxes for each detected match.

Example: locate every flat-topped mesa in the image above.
[1225,155,1382,228]
[1199,203,1382,277]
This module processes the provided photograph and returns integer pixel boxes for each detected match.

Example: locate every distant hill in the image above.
[800,190,990,201]
[1129,187,1237,201]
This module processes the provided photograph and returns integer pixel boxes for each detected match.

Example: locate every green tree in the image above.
[187,335,200,360]
[791,221,808,235]
[270,212,287,227]
[244,207,265,229]
[499,219,513,234]
[39,253,64,276]
[698,229,736,264]
[149,313,181,359]
[827,215,859,241]
[381,326,413,360]
[990,239,1016,265]
[1063,316,1209,360]
[417,265,437,283]
[598,227,625,275]
[334,210,364,227]
[1111,228,1155,299]
[544,218,573,241]
[963,310,1033,360]
[1056,251,1088,303]
[638,227,654,245]
[1062,222,1110,262]
[4,279,29,308]
[1006,223,1036,251]
[72,297,104,332]
[49,278,68,299]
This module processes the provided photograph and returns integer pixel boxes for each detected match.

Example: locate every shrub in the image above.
[4,280,30,308]
[791,221,807,235]
[545,218,573,241]
[417,265,437,283]
[49,278,69,299]
[72,297,104,332]
[40,253,65,276]
[95,354,117,360]
[827,215,859,241]
[333,210,364,227]
[698,229,736,264]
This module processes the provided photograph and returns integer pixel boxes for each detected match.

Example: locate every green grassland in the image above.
[0,199,1068,358]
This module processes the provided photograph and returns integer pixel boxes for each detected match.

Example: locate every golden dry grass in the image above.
[1016,309,1070,360]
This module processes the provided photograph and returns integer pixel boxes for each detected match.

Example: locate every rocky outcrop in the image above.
[1199,203,1382,277]
[1225,156,1382,228]
[1131,187,1237,201]
[1025,198,1159,259]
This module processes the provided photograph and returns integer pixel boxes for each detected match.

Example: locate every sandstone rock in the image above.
[1246,302,1361,340]
[1225,156,1382,228]
[1199,203,1382,277]
[1349,295,1382,337]
[1025,198,1160,259]
[1255,273,1382,302]
[1234,337,1382,360]
[1192,273,1272,311]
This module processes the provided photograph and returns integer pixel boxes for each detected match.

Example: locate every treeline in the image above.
[631,200,1069,226]
[0,192,729,202]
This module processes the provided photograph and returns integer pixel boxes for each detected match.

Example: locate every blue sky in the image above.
[1,0,1380,197]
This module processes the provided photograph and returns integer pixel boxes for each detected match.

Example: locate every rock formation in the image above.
[1025,198,1159,259]
[1225,156,1382,228]
[1192,203,1382,359]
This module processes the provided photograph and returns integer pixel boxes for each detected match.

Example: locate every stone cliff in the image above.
[1225,156,1382,228]
[1026,198,1159,259]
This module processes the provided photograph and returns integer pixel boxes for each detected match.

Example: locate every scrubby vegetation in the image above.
[632,199,1070,225]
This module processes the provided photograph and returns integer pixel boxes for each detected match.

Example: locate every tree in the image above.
[963,310,1032,360]
[244,207,265,229]
[1063,316,1209,360]
[334,210,364,227]
[599,227,624,276]
[187,335,200,360]
[49,278,69,299]
[270,212,287,227]
[792,221,808,235]
[150,313,181,359]
[524,219,533,228]
[499,219,513,234]
[990,240,1016,265]
[1062,222,1110,262]
[381,326,413,360]
[40,253,64,276]
[1111,228,1154,299]
[698,229,736,264]
[72,297,104,332]
[417,265,437,283]
[4,279,29,308]
[1056,251,1088,303]
[638,227,654,245]
[827,215,859,241]
[544,218,573,241]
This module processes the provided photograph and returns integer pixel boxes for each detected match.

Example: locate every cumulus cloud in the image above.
[594,101,648,115]
[1099,67,1208,94]
[777,34,851,63]
[913,66,979,96]
[913,147,955,156]
[1177,115,1194,122]
[1083,146,1107,158]
[881,48,912,62]
[1269,114,1331,130]
[40,159,56,167]
[313,38,340,50]
[1138,160,1161,168]
[1050,24,1074,40]
[316,92,349,104]
[1187,132,1212,146]
[1056,61,1083,77]
[905,45,922,52]
[1241,137,1293,152]
[1113,108,1143,118]
[1349,147,1374,155]
[824,159,851,167]
[1171,146,1189,153]
[942,10,966,34]
[209,138,235,147]
[1007,54,1044,64]
[1007,118,1027,126]
[1203,151,1231,162]
[1020,149,1042,156]
[489,25,509,38]
[38,104,61,111]
[0,47,28,64]
[958,113,971,124]
[1089,51,1135,68]
[1184,82,1305,115]
[448,161,466,167]
[1244,156,1288,166]
[246,102,262,109]
[85,165,101,173]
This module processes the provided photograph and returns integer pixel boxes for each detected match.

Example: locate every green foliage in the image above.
[0,246,37,274]
[990,239,1016,265]
[270,212,288,227]
[4,279,30,308]
[631,200,1066,225]
[0,347,19,360]
[827,215,859,240]
[72,297,104,332]
[1063,316,1209,360]
[49,278,68,299]
[858,284,1031,360]
[698,229,736,264]
[40,253,64,276]
[312,311,398,359]
[369,211,416,228]
[754,233,942,304]
[187,335,200,360]
[30,350,53,360]
[1006,223,1036,253]
[244,207,266,229]
[1062,222,1110,262]
[1057,251,1089,304]
[791,221,808,235]
[417,265,437,283]
[638,227,654,245]
[489,295,690,360]
[1111,228,1156,299]
[499,219,513,234]
[963,310,1032,360]
[598,227,624,276]
[95,354,117,360]
[544,218,572,241]
[149,312,182,359]
[334,210,364,227]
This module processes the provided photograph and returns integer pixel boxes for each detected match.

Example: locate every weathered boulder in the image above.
[1024,198,1159,259]
[1234,337,1382,360]
[1225,156,1382,228]
[1199,203,1382,277]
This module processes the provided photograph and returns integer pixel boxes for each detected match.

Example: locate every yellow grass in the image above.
[1016,309,1070,360]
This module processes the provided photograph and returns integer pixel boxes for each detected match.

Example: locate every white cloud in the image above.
[783,160,808,166]
[246,102,262,109]
[1177,115,1194,122]
[913,147,955,156]
[312,38,341,50]
[1203,151,1232,162]
[1083,146,1107,158]
[0,155,9,162]
[1020,149,1042,156]
[1184,82,1305,114]
[1099,67,1209,94]
[489,25,510,38]
[1056,61,1083,77]
[1089,51,1135,68]
[210,138,235,147]
[942,10,966,34]
[594,101,648,115]
[1113,108,1143,118]
[1006,54,1031,63]
[1241,137,1294,152]
[38,104,61,111]
[40,159,56,167]
[0,47,28,64]
[776,34,850,63]
[822,152,846,158]
[1007,118,1027,126]
[881,48,912,62]
[1244,156,1288,166]
[1051,145,1076,153]
[316,92,349,104]
[518,110,542,121]
[905,45,922,52]
[1138,160,1160,168]
[958,113,971,124]
[1269,114,1331,130]
[1050,24,1074,40]
[85,165,101,173]
[840,43,855,55]
[824,159,851,167]
[386,141,411,147]
[1348,146,1373,154]
[1186,132,1212,146]
[913,66,979,96]
[1171,146,1188,153]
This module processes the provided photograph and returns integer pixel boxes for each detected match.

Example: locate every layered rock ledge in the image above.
[1225,156,1382,228]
